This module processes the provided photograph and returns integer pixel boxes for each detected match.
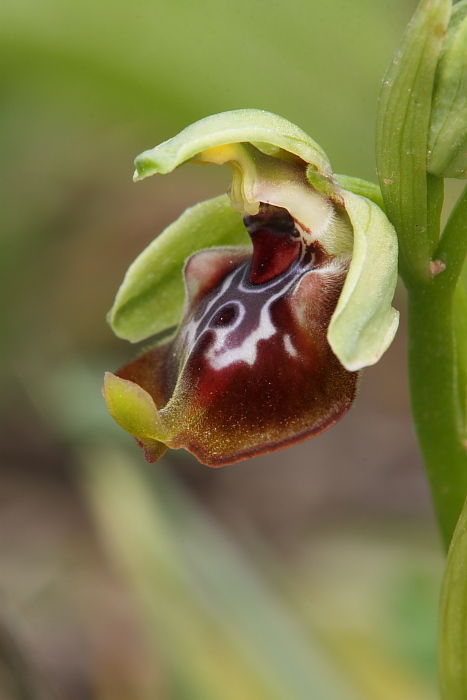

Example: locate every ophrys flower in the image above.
[104,110,399,467]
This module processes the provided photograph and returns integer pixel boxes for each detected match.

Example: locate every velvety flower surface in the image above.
[104,110,399,467]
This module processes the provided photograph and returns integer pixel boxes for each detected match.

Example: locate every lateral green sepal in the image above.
[328,191,399,371]
[334,174,385,212]
[107,195,250,342]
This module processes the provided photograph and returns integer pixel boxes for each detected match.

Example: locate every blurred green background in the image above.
[0,0,447,698]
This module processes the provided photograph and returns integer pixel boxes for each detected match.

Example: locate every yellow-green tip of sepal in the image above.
[103,372,169,462]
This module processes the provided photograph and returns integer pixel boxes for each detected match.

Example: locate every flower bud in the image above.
[428,1,467,179]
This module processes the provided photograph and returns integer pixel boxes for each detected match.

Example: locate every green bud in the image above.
[428,0,467,179]
[376,0,451,280]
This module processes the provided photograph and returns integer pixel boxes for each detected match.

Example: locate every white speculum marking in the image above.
[182,257,307,371]
[283,334,298,358]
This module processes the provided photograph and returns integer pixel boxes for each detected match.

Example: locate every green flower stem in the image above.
[408,279,467,549]
[405,179,467,550]
[408,186,467,550]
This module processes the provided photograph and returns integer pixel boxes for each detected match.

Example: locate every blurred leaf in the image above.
[81,447,362,700]
[289,527,440,700]
[0,616,58,700]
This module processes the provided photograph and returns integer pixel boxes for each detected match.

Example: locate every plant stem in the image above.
[408,282,467,548]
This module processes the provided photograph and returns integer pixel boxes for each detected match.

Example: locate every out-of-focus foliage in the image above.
[0,0,444,698]
[83,448,441,700]
[1,0,415,370]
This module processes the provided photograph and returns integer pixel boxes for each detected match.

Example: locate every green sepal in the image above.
[305,166,342,201]
[334,174,385,212]
[327,191,399,371]
[428,0,467,179]
[103,372,166,439]
[107,194,250,342]
[376,0,451,282]
[103,372,169,461]
[133,109,333,182]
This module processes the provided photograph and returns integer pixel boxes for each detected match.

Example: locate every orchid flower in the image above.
[103,110,399,467]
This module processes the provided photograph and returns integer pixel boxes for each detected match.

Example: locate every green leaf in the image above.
[428,0,467,179]
[82,449,361,700]
[133,109,333,182]
[376,0,451,282]
[453,256,467,440]
[439,492,467,699]
[328,190,399,371]
[108,194,250,342]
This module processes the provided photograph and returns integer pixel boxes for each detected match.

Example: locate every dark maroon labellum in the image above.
[117,203,358,466]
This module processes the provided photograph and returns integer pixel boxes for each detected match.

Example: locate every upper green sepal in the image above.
[428,0,467,179]
[134,109,333,181]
